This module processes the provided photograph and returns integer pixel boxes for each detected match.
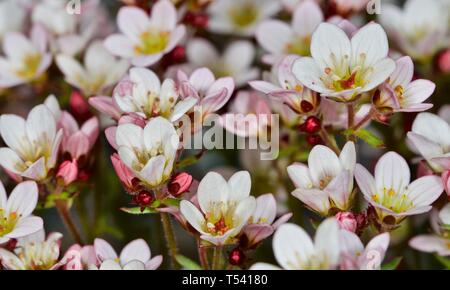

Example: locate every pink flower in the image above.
[442,170,450,197]
[438,49,450,73]
[168,172,193,197]
[104,1,186,67]
[178,67,235,121]
[335,212,358,233]
[220,90,272,138]
[374,56,435,113]
[250,55,320,115]
[62,244,98,270]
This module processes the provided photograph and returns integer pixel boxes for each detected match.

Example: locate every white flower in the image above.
[180,171,256,245]
[104,1,186,67]
[373,56,435,113]
[292,23,396,102]
[186,38,258,87]
[407,112,450,173]
[355,152,444,224]
[32,0,77,37]
[207,0,281,36]
[91,238,162,270]
[0,0,26,42]
[0,181,43,244]
[287,141,356,216]
[256,0,323,59]
[340,230,390,270]
[409,204,450,256]
[112,67,197,123]
[0,25,51,88]
[250,218,341,270]
[56,41,129,96]
[115,117,179,188]
[0,230,64,270]
[0,103,63,181]
[379,0,449,61]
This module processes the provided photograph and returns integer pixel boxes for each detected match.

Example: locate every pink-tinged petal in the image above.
[150,0,177,30]
[354,164,376,200]
[407,132,443,162]
[287,163,313,189]
[111,153,136,189]
[0,249,25,270]
[145,255,163,270]
[120,239,151,265]
[0,147,25,175]
[170,97,197,122]
[206,77,234,103]
[164,25,186,53]
[228,171,251,202]
[404,80,436,105]
[139,155,166,186]
[308,145,341,185]
[61,249,83,270]
[6,181,38,216]
[292,0,323,37]
[89,96,122,120]
[292,57,329,94]
[399,103,433,113]
[59,111,79,136]
[0,181,6,209]
[131,53,163,67]
[21,157,47,181]
[81,245,98,267]
[189,68,215,93]
[3,32,34,60]
[351,23,389,67]
[104,34,136,58]
[406,175,443,207]
[180,200,206,234]
[201,88,229,115]
[272,213,292,229]
[325,170,352,209]
[117,7,150,40]
[94,238,118,262]
[81,117,99,148]
[248,80,280,94]
[409,235,450,256]
[253,194,277,224]
[4,216,43,239]
[291,188,330,215]
[390,56,414,88]
[256,20,292,55]
[186,38,219,67]
[360,233,390,269]
[57,159,78,186]
[273,223,315,270]
[105,127,118,150]
[48,129,63,169]
[374,152,410,194]
[244,224,274,246]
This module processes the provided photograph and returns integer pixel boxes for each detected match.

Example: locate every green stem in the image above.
[197,238,209,270]
[212,246,223,270]
[319,128,340,155]
[55,200,84,245]
[160,212,180,269]
[353,107,376,131]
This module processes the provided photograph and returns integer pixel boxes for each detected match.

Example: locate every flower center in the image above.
[228,4,259,28]
[15,53,41,79]
[0,209,19,237]
[135,30,169,55]
[17,241,59,270]
[285,36,311,56]
[204,201,236,236]
[371,187,414,213]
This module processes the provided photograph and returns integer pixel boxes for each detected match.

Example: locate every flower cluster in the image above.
[0,0,449,271]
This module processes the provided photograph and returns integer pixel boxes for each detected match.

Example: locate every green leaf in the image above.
[343,128,385,149]
[162,198,181,207]
[435,255,450,269]
[176,155,199,169]
[120,207,158,215]
[381,257,402,270]
[175,255,202,270]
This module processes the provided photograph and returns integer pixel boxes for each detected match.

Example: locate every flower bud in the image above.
[228,248,245,266]
[438,49,450,74]
[57,159,79,186]
[335,212,358,232]
[300,116,321,134]
[168,172,193,197]
[442,170,450,197]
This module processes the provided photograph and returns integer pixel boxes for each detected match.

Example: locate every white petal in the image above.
[374,152,410,195]
[197,172,229,214]
[180,200,206,234]
[4,216,43,239]
[351,23,389,68]
[354,164,377,200]
[227,171,251,202]
[256,20,292,55]
[120,239,150,265]
[314,218,340,268]
[308,145,341,186]
[253,194,277,224]
[406,175,443,207]
[94,239,118,262]
[287,163,313,189]
[6,181,38,217]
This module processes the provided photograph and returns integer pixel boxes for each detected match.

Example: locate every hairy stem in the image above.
[212,246,223,270]
[197,238,209,270]
[55,200,84,245]
[347,104,356,142]
[160,212,180,269]
[352,107,376,132]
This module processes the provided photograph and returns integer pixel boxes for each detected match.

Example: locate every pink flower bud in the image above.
[438,49,450,74]
[69,91,91,121]
[168,172,193,197]
[111,153,138,193]
[335,212,358,233]
[57,159,79,186]
[442,170,450,197]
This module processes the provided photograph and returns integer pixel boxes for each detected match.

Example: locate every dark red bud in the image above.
[300,116,321,134]
[306,135,323,146]
[300,100,314,113]
[134,191,154,206]
[228,248,245,266]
